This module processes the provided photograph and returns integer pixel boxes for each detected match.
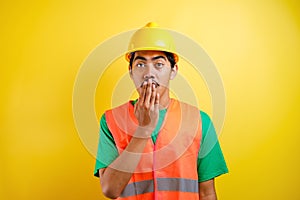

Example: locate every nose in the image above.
[143,65,155,80]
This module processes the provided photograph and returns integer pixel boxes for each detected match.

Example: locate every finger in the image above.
[139,81,147,106]
[144,79,152,107]
[153,93,160,112]
[149,83,156,109]
[155,93,160,105]
[134,99,138,114]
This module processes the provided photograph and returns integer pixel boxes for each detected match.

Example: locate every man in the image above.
[94,22,228,200]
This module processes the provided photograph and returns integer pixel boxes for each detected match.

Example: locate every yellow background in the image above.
[1,0,300,199]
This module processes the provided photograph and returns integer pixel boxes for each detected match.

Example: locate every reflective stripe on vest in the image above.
[121,178,198,197]
[105,99,202,200]
[121,179,154,197]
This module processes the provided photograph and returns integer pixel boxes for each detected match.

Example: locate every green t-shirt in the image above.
[94,101,228,182]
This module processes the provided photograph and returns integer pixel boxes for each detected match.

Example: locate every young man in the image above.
[94,22,228,200]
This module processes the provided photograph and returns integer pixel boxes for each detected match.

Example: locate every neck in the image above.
[159,93,171,110]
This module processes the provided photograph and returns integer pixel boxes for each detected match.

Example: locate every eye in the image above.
[155,62,164,68]
[136,63,146,68]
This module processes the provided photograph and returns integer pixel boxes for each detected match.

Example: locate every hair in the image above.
[129,51,176,70]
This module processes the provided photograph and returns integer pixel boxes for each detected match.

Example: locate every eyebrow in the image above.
[151,55,167,61]
[133,56,147,61]
[133,55,167,62]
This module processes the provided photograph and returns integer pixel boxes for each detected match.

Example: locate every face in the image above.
[129,50,177,97]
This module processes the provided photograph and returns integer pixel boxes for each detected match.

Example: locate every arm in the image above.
[198,179,217,200]
[197,111,228,199]
[99,134,149,199]
[99,80,159,199]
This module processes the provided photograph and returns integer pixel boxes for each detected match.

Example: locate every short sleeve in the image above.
[198,111,228,182]
[94,114,119,177]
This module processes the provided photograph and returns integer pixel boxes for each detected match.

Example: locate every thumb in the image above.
[155,93,159,105]
[154,93,159,111]
[134,100,138,114]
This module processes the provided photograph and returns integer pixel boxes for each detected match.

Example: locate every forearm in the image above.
[199,179,217,200]
[100,128,150,199]
[199,193,217,200]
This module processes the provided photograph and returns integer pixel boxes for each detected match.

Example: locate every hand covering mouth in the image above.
[140,78,160,88]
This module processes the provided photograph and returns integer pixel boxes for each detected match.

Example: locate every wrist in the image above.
[133,126,153,139]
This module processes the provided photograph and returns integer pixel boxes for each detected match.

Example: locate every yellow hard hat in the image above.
[125,22,179,62]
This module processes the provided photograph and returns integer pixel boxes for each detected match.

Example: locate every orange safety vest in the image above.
[105,99,202,200]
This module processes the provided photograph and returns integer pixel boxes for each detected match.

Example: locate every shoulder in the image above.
[174,99,213,125]
[199,111,212,124]
[174,99,200,116]
[104,101,134,120]
[199,110,215,140]
[105,101,132,112]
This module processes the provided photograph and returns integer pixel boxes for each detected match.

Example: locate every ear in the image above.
[129,65,133,78]
[169,64,178,80]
